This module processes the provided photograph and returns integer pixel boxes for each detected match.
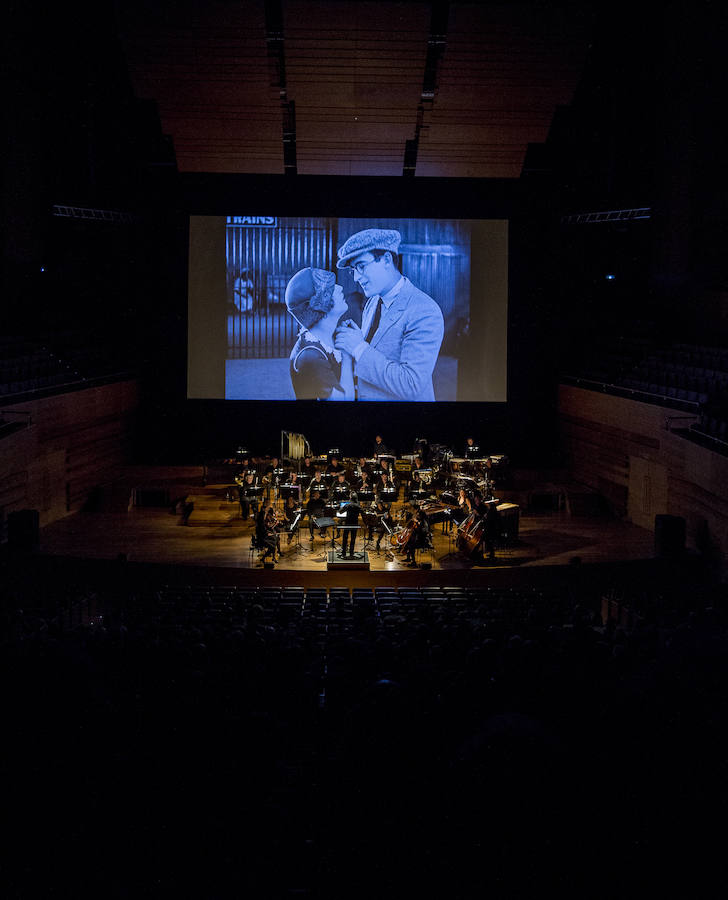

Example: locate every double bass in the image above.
[456,510,485,558]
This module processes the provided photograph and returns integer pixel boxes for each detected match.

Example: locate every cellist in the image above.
[402,502,429,567]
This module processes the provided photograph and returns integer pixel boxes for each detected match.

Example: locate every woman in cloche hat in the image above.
[285,267,354,401]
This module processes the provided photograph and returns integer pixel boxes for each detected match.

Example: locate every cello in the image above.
[391,518,415,549]
[456,510,485,558]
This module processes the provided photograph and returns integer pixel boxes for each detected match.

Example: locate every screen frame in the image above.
[188,212,508,403]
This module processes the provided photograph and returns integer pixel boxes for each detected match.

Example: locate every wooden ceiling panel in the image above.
[285,0,427,173]
[409,2,591,177]
[119,0,284,173]
[284,0,431,36]
[117,0,593,177]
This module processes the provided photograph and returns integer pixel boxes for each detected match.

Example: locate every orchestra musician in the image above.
[238,471,259,521]
[414,437,431,465]
[372,434,389,457]
[256,504,280,564]
[331,471,351,500]
[375,470,396,500]
[470,491,487,520]
[236,457,252,480]
[282,494,299,544]
[357,467,375,495]
[379,457,394,480]
[337,491,363,558]
[306,489,326,538]
[262,456,282,501]
[299,456,315,478]
[326,456,344,476]
[401,502,429,567]
[452,488,471,525]
[262,457,280,480]
[369,497,393,550]
[355,456,373,479]
[408,457,427,495]
[307,469,328,499]
[285,471,302,503]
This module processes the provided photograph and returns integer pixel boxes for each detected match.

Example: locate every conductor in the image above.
[337,491,363,558]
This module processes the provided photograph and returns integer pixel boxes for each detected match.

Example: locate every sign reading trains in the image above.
[226,216,278,227]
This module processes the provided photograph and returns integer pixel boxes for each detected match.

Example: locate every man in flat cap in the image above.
[333,228,444,402]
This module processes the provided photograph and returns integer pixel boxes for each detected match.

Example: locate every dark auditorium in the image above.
[3,2,728,897]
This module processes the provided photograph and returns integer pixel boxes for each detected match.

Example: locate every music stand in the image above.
[362,514,379,552]
[440,516,462,562]
[288,509,310,555]
[380,517,396,561]
[367,514,392,556]
[241,485,263,520]
[313,516,336,550]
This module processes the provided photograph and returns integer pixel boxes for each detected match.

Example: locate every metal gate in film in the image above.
[226,218,335,359]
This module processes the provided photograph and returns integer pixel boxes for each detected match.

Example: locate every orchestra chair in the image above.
[414,529,435,567]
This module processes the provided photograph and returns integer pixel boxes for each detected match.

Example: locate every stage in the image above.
[33,465,657,587]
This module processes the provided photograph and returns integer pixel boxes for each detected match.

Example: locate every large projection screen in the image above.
[188,216,507,402]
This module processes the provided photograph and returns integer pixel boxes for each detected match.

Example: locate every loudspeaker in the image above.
[654,514,686,557]
[7,509,40,552]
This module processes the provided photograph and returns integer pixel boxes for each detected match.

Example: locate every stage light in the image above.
[605,273,616,281]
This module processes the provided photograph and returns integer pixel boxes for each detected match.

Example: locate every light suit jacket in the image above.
[356,278,444,402]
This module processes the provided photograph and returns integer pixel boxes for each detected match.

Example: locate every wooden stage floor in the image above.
[36,466,657,585]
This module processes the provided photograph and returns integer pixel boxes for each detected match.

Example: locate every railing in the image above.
[0,370,134,404]
[561,375,701,413]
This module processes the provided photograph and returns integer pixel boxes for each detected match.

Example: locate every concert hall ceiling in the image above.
[118,1,596,178]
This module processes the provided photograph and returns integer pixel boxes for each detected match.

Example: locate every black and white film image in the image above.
[188,216,508,402]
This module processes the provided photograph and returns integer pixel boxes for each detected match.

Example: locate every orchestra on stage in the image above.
[228,435,516,566]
